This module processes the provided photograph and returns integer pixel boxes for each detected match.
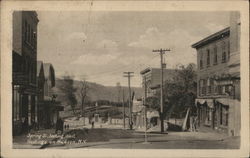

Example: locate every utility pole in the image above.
[122,88,125,129]
[153,48,170,133]
[143,76,149,143]
[123,72,134,130]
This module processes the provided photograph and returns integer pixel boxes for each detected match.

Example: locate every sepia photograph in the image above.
[1,1,249,158]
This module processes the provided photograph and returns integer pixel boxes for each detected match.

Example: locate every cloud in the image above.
[127,27,201,68]
[71,53,117,66]
[128,27,165,49]
[96,39,119,54]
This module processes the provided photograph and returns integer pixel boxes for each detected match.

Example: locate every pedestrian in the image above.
[193,115,198,132]
[55,117,64,134]
[91,121,95,129]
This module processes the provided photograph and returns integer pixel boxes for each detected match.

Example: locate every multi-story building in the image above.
[140,68,178,97]
[12,11,39,135]
[139,67,179,129]
[191,12,240,136]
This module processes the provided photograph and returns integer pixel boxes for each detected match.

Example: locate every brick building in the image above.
[191,12,240,136]
[140,68,178,97]
[12,11,39,135]
[139,68,179,129]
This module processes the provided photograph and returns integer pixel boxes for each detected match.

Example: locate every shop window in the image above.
[13,86,20,121]
[220,105,229,126]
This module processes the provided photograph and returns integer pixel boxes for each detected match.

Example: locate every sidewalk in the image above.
[13,128,63,149]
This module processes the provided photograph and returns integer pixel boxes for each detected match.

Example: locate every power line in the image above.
[85,54,159,78]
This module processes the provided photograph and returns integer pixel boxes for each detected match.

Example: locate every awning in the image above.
[195,98,214,108]
[207,100,214,108]
[215,98,230,106]
[147,110,159,119]
[195,99,206,105]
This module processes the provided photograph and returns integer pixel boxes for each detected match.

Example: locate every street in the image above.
[13,125,240,149]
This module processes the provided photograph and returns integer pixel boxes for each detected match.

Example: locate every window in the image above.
[222,52,226,63]
[207,78,211,94]
[31,28,34,46]
[199,51,203,69]
[199,80,203,96]
[200,79,206,95]
[210,78,214,94]
[221,41,226,63]
[200,59,203,69]
[33,31,36,48]
[24,20,28,41]
[29,25,32,44]
[27,24,30,43]
[214,80,218,94]
[213,46,217,65]
[206,49,210,67]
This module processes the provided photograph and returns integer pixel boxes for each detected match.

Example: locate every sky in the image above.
[37,11,230,87]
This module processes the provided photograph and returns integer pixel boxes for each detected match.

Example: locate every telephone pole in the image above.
[123,72,134,130]
[153,48,170,133]
[122,88,125,129]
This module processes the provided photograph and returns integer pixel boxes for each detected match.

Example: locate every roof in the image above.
[140,67,151,75]
[192,27,230,49]
[43,63,55,87]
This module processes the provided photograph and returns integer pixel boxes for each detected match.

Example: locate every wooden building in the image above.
[12,11,39,135]
[37,63,64,129]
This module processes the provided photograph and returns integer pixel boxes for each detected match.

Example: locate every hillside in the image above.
[54,78,143,105]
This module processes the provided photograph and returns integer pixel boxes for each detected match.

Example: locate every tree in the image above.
[164,63,197,119]
[146,63,197,119]
[78,79,90,125]
[58,75,77,115]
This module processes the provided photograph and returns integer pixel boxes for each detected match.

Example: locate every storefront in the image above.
[196,97,240,136]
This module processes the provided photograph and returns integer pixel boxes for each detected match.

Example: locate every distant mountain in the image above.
[54,78,143,104]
